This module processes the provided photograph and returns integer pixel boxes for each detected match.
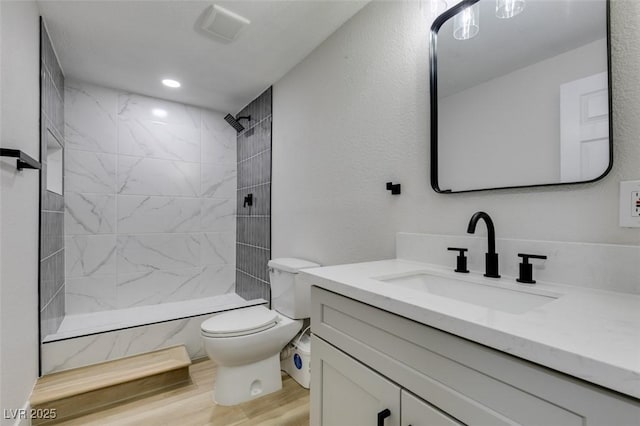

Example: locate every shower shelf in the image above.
[0,148,41,170]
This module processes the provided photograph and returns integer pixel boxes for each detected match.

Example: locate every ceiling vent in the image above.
[197,5,250,43]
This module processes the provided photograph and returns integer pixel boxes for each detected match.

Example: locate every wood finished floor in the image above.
[55,359,310,426]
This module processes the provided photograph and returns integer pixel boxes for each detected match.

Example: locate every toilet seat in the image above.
[201,305,279,338]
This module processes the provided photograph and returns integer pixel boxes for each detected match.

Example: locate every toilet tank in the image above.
[268,258,321,319]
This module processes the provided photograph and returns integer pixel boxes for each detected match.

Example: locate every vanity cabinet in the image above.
[310,287,640,426]
[402,388,462,426]
[312,336,400,426]
[313,335,461,426]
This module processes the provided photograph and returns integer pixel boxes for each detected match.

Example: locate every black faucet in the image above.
[467,211,500,278]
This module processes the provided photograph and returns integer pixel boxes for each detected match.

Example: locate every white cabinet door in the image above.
[401,390,463,426]
[311,335,400,426]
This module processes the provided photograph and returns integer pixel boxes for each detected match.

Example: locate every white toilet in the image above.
[201,258,320,406]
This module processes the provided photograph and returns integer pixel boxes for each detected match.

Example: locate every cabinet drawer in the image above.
[311,286,640,425]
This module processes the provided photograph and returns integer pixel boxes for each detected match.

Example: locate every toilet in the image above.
[201,258,320,406]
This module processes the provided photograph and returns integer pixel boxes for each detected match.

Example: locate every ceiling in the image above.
[436,0,607,97]
[37,0,369,113]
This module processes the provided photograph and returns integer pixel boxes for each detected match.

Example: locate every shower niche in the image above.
[45,130,63,195]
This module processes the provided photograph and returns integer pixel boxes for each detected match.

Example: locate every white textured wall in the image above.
[0,0,3,414]
[63,80,237,315]
[272,0,640,268]
[0,0,41,422]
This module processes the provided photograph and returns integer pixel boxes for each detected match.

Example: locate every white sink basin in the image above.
[379,273,559,314]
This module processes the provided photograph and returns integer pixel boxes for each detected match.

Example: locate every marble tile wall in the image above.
[63,79,238,315]
[42,310,217,374]
[41,294,266,374]
[40,21,66,340]
[235,88,273,302]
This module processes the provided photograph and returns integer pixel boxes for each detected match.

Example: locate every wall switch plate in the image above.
[619,180,640,227]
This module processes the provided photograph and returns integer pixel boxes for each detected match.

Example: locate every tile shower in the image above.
[40,80,273,374]
[62,80,237,316]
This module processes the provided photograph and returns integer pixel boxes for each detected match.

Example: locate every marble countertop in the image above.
[301,259,640,400]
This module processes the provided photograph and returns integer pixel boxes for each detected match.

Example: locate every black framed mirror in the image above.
[430,0,611,193]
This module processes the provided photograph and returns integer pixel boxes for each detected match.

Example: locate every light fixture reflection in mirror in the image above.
[496,0,525,19]
[152,108,168,118]
[453,3,479,40]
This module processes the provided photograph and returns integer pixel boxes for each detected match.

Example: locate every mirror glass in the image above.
[430,0,610,193]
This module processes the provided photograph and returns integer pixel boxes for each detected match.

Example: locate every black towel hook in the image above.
[386,182,401,195]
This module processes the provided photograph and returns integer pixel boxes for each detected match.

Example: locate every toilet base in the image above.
[212,354,282,406]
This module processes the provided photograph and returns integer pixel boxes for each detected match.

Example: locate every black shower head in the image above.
[224,114,251,132]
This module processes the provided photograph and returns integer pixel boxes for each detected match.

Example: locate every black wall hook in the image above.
[386,182,401,195]
[243,193,253,207]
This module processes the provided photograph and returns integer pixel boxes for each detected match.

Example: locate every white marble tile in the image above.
[65,193,116,235]
[201,232,235,266]
[202,109,237,164]
[118,156,200,197]
[42,332,120,374]
[201,264,236,295]
[62,83,242,313]
[65,235,117,278]
[116,268,205,308]
[201,198,236,232]
[118,92,201,128]
[117,233,201,274]
[66,275,117,314]
[118,118,200,162]
[117,195,201,234]
[107,316,206,361]
[64,80,117,153]
[115,264,235,309]
[201,163,236,198]
[41,295,266,373]
[65,149,116,194]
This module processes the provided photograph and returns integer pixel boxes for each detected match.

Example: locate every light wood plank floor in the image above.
[55,359,310,426]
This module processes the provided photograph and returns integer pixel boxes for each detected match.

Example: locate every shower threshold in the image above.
[43,293,266,343]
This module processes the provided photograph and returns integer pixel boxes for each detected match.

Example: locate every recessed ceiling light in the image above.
[152,108,168,118]
[162,79,181,88]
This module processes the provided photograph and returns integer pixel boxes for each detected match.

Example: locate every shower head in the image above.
[224,114,251,132]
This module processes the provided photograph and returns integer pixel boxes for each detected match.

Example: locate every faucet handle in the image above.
[516,253,547,284]
[447,247,469,273]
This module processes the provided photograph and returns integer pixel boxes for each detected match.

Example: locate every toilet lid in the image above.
[201,305,278,337]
